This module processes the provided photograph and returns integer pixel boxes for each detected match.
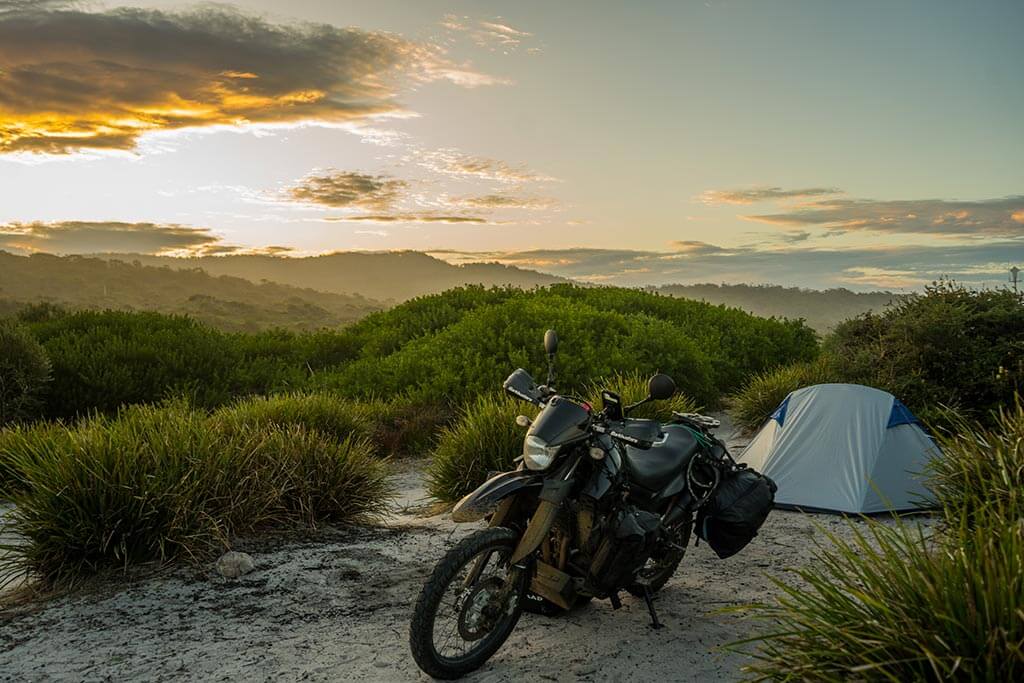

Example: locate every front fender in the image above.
[451,469,544,522]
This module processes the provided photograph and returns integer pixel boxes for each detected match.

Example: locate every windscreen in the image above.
[527,396,590,446]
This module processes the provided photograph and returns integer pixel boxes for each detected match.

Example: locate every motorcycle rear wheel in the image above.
[409,527,527,679]
[627,513,693,597]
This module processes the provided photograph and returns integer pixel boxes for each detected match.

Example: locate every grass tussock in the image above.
[738,401,1024,681]
[739,518,1024,681]
[427,394,532,504]
[928,400,1024,526]
[210,392,376,445]
[728,358,833,433]
[0,401,392,587]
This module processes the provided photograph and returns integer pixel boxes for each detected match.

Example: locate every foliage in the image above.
[825,280,1024,426]
[25,310,309,418]
[0,402,393,586]
[427,394,533,503]
[728,358,835,432]
[928,400,1024,528]
[738,517,1024,681]
[210,392,376,446]
[0,319,52,425]
[318,285,815,406]
[9,285,817,421]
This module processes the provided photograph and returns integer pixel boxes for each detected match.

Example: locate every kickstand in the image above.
[642,586,663,630]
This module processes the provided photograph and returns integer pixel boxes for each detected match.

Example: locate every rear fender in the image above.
[451,469,544,523]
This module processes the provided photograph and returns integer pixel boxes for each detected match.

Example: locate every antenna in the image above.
[1011,266,1020,294]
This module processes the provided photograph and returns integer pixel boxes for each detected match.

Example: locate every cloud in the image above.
[700,187,842,205]
[667,240,729,255]
[286,170,408,210]
[327,213,489,224]
[414,148,554,183]
[452,193,556,210]
[0,5,501,154]
[746,195,1024,238]
[441,15,534,52]
[0,220,223,255]
[429,240,1023,290]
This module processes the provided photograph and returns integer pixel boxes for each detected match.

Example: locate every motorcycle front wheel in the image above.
[409,527,527,679]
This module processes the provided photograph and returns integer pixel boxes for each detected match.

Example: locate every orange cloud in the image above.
[0,5,499,154]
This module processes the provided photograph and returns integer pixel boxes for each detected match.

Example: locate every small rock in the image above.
[216,551,255,579]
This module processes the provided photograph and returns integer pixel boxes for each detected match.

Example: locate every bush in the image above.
[25,310,307,418]
[825,280,1023,426]
[739,517,1024,681]
[0,420,72,496]
[728,358,833,432]
[211,392,376,446]
[0,319,52,425]
[321,294,720,406]
[427,395,534,503]
[928,400,1024,528]
[585,370,700,421]
[360,397,453,457]
[0,402,392,585]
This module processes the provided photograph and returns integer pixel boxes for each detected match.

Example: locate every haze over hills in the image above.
[0,251,383,332]
[656,283,902,332]
[0,250,908,333]
[95,251,567,302]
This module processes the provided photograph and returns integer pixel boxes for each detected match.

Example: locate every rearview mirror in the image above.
[647,373,676,401]
[544,329,559,356]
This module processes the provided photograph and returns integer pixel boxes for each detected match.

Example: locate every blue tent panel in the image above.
[887,399,920,428]
[770,395,790,426]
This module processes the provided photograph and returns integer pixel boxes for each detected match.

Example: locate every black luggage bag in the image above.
[696,467,777,559]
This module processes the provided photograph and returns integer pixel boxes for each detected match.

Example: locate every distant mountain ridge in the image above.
[656,283,902,332]
[0,251,383,332]
[94,250,567,302]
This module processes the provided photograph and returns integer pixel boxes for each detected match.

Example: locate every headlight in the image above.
[523,435,559,471]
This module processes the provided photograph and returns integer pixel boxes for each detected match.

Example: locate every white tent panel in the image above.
[738,383,939,513]
[859,424,939,513]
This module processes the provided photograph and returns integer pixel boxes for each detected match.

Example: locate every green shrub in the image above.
[0,420,72,496]
[0,319,52,425]
[825,280,1023,426]
[427,394,534,503]
[211,392,375,446]
[360,396,453,457]
[25,310,307,418]
[321,294,720,406]
[585,370,700,421]
[728,358,834,432]
[0,402,392,585]
[928,400,1024,528]
[737,517,1024,681]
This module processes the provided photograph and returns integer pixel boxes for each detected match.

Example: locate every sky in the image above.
[0,0,1022,290]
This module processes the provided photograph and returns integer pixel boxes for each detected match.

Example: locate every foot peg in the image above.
[642,586,663,630]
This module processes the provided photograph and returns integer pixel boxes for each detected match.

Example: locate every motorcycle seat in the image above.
[623,424,701,492]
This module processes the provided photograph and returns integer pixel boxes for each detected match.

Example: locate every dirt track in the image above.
[0,418,881,681]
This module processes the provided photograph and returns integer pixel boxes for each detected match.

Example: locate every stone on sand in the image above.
[216,551,255,579]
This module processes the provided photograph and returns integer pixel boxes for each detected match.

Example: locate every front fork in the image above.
[463,456,580,598]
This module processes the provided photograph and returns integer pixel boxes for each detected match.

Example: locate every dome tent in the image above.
[738,384,939,514]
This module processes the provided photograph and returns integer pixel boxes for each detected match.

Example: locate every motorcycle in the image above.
[409,330,776,679]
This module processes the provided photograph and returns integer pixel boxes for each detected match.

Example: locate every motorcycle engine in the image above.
[586,505,661,595]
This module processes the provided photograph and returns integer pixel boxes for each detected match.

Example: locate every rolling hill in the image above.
[0,251,383,332]
[95,251,567,302]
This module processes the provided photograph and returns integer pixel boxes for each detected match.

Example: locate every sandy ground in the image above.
[0,416,906,682]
